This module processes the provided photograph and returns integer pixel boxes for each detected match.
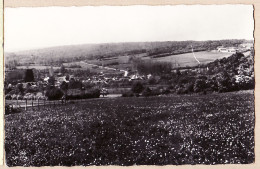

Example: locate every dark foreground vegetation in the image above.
[5,90,254,166]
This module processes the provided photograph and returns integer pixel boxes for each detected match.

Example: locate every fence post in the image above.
[25,99,27,111]
[38,99,39,110]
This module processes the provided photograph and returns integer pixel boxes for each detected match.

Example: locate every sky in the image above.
[4,5,254,52]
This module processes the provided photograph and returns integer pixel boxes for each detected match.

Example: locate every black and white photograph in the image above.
[4,5,255,166]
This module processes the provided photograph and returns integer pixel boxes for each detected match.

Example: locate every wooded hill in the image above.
[5,39,252,67]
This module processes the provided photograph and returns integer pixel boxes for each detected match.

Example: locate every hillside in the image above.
[174,50,255,94]
[5,39,251,67]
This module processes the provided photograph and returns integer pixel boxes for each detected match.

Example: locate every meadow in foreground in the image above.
[5,90,254,166]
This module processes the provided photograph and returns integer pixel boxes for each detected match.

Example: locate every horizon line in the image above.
[5,38,254,53]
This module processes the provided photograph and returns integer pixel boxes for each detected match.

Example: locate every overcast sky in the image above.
[4,5,254,52]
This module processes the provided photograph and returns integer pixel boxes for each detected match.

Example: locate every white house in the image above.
[239,43,254,50]
[218,48,228,53]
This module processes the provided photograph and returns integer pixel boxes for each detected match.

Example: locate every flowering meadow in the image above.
[5,90,254,166]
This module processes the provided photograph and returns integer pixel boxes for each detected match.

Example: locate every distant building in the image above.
[227,47,237,53]
[124,70,128,77]
[216,46,224,50]
[239,43,254,50]
[56,76,69,84]
[43,77,49,83]
[218,47,237,53]
[218,48,228,53]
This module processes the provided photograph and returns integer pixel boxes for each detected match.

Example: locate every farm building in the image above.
[239,43,254,50]
[217,48,228,53]
[217,47,237,53]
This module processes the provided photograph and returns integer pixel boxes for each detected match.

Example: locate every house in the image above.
[218,48,228,53]
[56,76,69,84]
[239,43,254,50]
[44,77,49,82]
[227,47,237,53]
[218,47,237,53]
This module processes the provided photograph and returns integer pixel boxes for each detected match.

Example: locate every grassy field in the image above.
[63,51,232,72]
[5,90,254,166]
[154,51,232,67]
[16,65,60,70]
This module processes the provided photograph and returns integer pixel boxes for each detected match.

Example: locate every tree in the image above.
[142,87,152,97]
[136,60,172,76]
[207,77,218,92]
[60,81,68,92]
[148,76,156,85]
[48,76,55,86]
[185,82,194,93]
[176,69,181,76]
[60,64,66,75]
[65,74,70,81]
[68,78,82,89]
[45,86,64,100]
[194,79,207,93]
[131,81,144,94]
[38,82,45,94]
[24,69,34,82]
[16,83,24,95]
[217,71,232,92]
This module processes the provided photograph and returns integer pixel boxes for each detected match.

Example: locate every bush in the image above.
[142,86,171,97]
[155,86,171,95]
[185,83,194,93]
[68,79,83,89]
[66,88,100,100]
[194,79,207,93]
[5,104,21,115]
[176,87,188,95]
[45,86,64,100]
[83,82,95,89]
[135,93,140,97]
[148,77,157,85]
[48,76,55,85]
[131,81,144,94]
[142,87,152,97]
[122,91,134,97]
[88,88,100,98]
[16,83,24,95]
[162,88,171,95]
[67,64,82,68]
[178,76,190,85]
[24,87,39,94]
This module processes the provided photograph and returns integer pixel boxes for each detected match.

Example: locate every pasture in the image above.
[60,51,232,72]
[16,65,60,70]
[5,90,254,166]
[154,51,232,67]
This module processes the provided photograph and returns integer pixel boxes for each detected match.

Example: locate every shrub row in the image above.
[66,89,100,100]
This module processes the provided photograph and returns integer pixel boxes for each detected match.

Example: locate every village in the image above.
[4,42,254,105]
